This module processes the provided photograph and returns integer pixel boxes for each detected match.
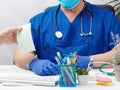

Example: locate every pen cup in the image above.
[59,64,76,87]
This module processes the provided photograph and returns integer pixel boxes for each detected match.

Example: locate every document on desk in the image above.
[17,23,35,53]
[0,65,59,87]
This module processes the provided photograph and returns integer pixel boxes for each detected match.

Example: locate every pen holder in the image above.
[59,64,76,87]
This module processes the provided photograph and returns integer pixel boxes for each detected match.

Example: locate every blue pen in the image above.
[54,56,67,86]
[57,52,63,64]
[54,56,61,65]
[62,57,67,64]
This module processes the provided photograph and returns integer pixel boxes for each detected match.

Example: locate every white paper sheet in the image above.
[17,23,35,53]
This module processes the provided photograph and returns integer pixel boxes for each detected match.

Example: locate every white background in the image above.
[0,0,113,64]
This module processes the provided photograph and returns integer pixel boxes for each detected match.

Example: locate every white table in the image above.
[0,65,119,90]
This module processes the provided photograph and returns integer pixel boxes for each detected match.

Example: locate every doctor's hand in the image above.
[29,58,59,76]
[76,56,93,69]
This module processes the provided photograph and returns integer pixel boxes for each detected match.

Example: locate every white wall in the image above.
[86,0,109,4]
[0,0,110,65]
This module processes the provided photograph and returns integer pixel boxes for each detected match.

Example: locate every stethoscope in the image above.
[98,62,115,76]
[92,62,115,76]
[54,3,93,39]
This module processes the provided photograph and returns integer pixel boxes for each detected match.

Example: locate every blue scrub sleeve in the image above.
[108,12,120,49]
[29,58,59,76]
[29,14,42,55]
[76,56,93,69]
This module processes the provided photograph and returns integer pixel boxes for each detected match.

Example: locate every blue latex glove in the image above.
[29,58,59,76]
[76,56,93,69]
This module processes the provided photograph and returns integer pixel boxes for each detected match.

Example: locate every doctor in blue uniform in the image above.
[13,0,120,76]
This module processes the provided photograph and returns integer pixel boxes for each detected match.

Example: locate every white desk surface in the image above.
[0,65,120,90]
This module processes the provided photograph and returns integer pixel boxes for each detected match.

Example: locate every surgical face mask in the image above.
[57,0,80,9]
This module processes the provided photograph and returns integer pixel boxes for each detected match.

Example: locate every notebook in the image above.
[0,65,59,86]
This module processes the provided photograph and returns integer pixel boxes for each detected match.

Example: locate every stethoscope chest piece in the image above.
[55,31,63,38]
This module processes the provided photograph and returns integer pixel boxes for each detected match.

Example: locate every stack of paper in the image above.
[17,23,35,53]
[0,65,59,86]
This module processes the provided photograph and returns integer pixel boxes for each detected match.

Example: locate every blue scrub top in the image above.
[30,2,120,62]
